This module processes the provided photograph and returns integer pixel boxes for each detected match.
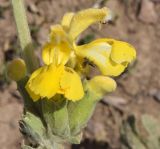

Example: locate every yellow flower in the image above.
[26,7,136,102]
[26,63,84,101]
[75,38,136,76]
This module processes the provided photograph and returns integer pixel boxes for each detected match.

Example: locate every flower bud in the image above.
[7,58,26,81]
[88,76,117,97]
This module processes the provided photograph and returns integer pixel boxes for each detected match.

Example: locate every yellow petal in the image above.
[25,67,43,101]
[76,38,135,76]
[28,64,64,99]
[43,25,72,65]
[61,12,74,31]
[68,7,110,39]
[50,25,68,44]
[57,42,72,65]
[28,67,43,81]
[104,59,128,76]
[60,67,84,101]
[42,43,55,65]
[42,42,71,65]
[75,40,111,75]
[106,39,136,63]
[88,76,116,96]
[25,83,40,101]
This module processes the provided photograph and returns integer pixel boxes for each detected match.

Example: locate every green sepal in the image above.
[41,81,102,144]
[19,78,105,146]
[20,112,47,147]
[42,95,71,139]
[67,81,101,136]
[68,132,82,144]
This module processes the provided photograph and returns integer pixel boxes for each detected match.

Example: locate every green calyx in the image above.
[19,78,107,148]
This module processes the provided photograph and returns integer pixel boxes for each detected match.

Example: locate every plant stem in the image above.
[11,0,39,73]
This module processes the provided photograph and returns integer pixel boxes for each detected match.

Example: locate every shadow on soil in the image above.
[72,139,110,149]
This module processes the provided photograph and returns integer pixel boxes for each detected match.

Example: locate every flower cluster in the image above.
[26,8,136,102]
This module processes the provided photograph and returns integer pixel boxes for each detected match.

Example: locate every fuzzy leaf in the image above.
[20,112,46,144]
[120,115,146,149]
[142,115,160,149]
[121,115,160,149]
[67,81,101,136]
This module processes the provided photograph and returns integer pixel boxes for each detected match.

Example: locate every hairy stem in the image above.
[11,0,39,73]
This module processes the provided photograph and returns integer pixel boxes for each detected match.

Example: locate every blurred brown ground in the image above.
[0,0,160,149]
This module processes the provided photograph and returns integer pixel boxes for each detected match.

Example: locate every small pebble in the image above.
[138,0,158,24]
